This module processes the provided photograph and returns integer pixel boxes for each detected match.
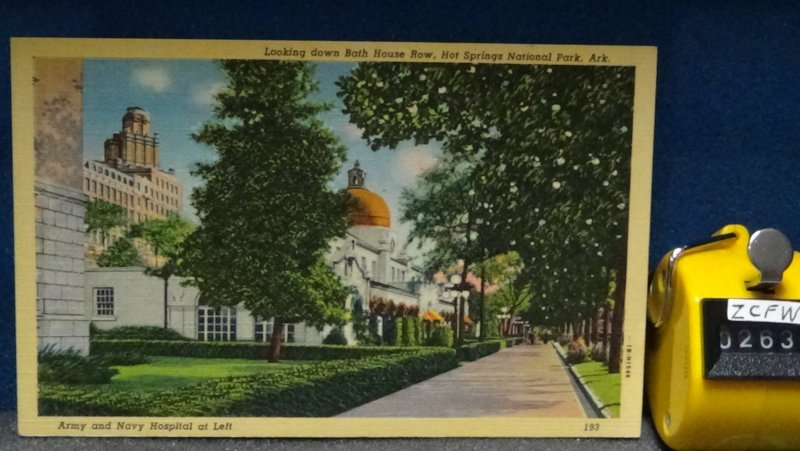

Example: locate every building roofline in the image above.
[369,280,420,297]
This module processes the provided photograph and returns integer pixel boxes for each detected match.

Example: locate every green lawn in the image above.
[572,360,621,417]
[109,357,311,392]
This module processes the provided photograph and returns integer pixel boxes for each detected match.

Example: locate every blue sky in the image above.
[83,59,440,258]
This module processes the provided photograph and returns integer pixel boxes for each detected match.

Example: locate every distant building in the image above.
[83,107,183,261]
[88,162,455,344]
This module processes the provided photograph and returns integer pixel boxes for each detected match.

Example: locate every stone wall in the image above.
[34,58,89,354]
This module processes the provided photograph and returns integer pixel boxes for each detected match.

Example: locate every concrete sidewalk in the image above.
[337,342,587,418]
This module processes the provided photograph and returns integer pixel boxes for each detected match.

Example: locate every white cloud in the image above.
[339,123,365,143]
[132,66,172,92]
[192,81,226,106]
[392,145,438,186]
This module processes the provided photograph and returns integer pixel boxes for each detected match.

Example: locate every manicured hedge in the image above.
[40,348,459,417]
[486,336,526,347]
[426,325,454,347]
[90,340,415,361]
[457,340,504,361]
[91,325,189,341]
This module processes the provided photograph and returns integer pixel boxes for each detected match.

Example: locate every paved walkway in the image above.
[337,342,588,418]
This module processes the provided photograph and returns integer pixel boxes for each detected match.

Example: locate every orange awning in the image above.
[422,310,444,322]
[463,314,474,325]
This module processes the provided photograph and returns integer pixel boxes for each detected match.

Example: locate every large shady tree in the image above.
[184,60,350,362]
[338,62,633,372]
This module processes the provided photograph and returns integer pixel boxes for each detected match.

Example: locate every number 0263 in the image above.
[718,325,795,352]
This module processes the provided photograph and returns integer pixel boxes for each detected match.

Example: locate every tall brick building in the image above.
[83,107,183,259]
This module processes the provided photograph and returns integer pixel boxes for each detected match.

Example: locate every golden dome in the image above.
[347,187,391,228]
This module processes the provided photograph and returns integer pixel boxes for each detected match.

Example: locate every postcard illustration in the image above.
[12,38,656,437]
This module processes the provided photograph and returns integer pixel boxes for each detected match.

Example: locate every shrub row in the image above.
[456,340,504,361]
[90,340,418,361]
[40,347,459,417]
[91,325,189,341]
[91,336,525,363]
[425,325,454,347]
[484,336,525,347]
[38,346,119,385]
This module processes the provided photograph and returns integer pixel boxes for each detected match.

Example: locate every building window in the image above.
[372,261,378,277]
[94,287,114,316]
[253,316,273,342]
[253,316,296,343]
[197,306,237,341]
[91,180,97,193]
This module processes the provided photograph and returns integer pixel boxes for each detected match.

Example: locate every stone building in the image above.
[34,59,90,354]
[83,107,183,259]
[88,162,454,344]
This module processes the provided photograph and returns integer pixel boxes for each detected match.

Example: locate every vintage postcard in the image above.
[12,38,656,437]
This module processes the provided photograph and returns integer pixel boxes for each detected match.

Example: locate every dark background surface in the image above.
[3,1,800,448]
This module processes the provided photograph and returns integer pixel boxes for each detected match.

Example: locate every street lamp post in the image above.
[497,306,511,337]
[444,274,470,346]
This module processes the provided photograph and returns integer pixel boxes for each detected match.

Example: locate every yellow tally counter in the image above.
[647,224,800,450]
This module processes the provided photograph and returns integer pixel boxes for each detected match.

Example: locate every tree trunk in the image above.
[163,276,169,329]
[591,307,600,344]
[452,298,459,342]
[583,316,592,345]
[268,318,284,362]
[608,269,626,374]
[479,266,486,342]
[458,296,466,345]
[602,306,610,351]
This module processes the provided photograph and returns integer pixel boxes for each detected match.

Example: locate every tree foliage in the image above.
[184,60,351,360]
[85,200,126,243]
[399,162,485,276]
[338,62,634,371]
[129,214,195,329]
[96,237,141,267]
[487,283,533,336]
[130,214,194,262]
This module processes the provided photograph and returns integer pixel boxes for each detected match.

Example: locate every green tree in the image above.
[399,162,487,344]
[470,251,523,340]
[487,283,532,337]
[349,286,370,345]
[184,60,351,362]
[96,237,141,267]
[130,214,194,329]
[85,200,126,246]
[338,63,633,372]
